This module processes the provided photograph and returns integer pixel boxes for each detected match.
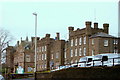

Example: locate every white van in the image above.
[78,56,94,67]
[93,53,120,67]
[71,63,78,67]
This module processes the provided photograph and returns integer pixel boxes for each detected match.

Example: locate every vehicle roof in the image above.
[94,53,120,58]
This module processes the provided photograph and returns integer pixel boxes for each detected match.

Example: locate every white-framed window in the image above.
[92,39,94,45]
[114,49,116,53]
[75,60,77,63]
[42,46,44,52]
[56,52,59,58]
[64,51,67,59]
[51,54,53,59]
[37,48,39,53]
[40,47,41,52]
[71,60,73,64]
[34,55,35,62]
[28,67,32,72]
[56,62,59,68]
[79,37,82,45]
[114,49,118,53]
[75,48,77,56]
[79,48,82,56]
[39,54,41,60]
[83,47,86,56]
[40,65,41,69]
[84,36,86,44]
[70,49,73,57]
[42,65,44,69]
[113,39,118,44]
[44,46,47,51]
[42,54,44,60]
[37,55,39,61]
[114,40,116,44]
[75,38,77,46]
[114,39,118,44]
[116,40,118,44]
[44,54,46,60]
[104,40,108,46]
[26,55,30,62]
[71,39,73,46]
[92,50,95,56]
[44,64,47,69]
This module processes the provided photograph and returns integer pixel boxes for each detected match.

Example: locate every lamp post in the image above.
[33,12,37,72]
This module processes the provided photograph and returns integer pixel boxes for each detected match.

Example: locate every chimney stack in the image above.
[103,23,109,34]
[68,26,74,31]
[56,33,60,40]
[31,37,40,43]
[17,41,19,46]
[85,21,92,28]
[26,36,29,41]
[85,21,92,35]
[46,34,50,38]
[94,22,98,29]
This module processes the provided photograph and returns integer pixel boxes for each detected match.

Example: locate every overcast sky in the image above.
[0,0,119,46]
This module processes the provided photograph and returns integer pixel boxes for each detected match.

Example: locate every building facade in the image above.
[36,33,65,71]
[5,21,120,73]
[89,32,120,56]
[65,21,113,64]
[6,46,15,73]
[36,34,54,71]
[13,37,35,73]
[49,33,65,70]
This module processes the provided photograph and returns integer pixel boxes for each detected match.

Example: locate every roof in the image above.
[90,32,115,38]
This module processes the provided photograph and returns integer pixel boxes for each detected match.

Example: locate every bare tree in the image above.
[0,28,13,65]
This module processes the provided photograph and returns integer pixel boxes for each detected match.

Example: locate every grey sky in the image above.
[0,1,118,45]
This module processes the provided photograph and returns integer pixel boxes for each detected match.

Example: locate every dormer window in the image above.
[24,44,30,50]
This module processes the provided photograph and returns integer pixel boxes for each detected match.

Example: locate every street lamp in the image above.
[33,12,37,72]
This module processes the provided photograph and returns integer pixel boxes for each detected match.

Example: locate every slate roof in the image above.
[90,32,115,38]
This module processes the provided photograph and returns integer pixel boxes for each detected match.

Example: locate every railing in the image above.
[50,57,120,72]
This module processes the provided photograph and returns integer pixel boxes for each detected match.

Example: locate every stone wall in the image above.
[35,66,120,80]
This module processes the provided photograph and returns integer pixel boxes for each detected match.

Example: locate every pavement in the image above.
[12,78,35,80]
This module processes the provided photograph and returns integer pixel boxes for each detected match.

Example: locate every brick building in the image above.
[64,21,120,64]
[6,46,15,73]
[13,37,35,73]
[36,33,65,71]
[89,32,119,56]
[36,34,54,71]
[5,21,120,73]
[49,33,65,69]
